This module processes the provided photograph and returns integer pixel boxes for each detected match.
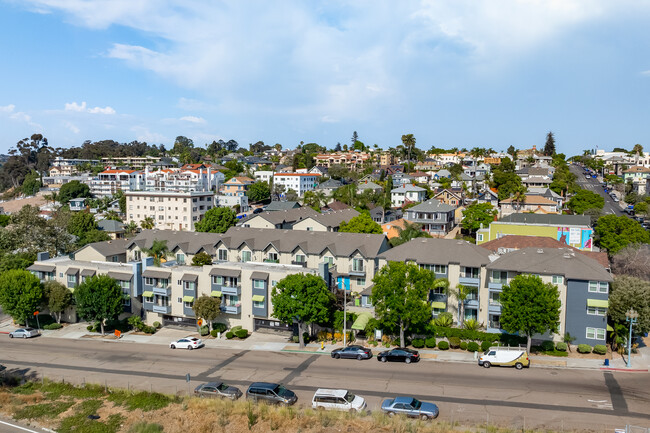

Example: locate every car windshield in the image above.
[344,392,356,403]
[24,328,34,331]
[274,385,289,397]
[411,399,422,409]
[217,383,229,391]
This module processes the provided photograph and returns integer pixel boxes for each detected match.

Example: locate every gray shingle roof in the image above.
[243,207,318,226]
[391,184,425,193]
[380,238,492,268]
[98,219,126,233]
[498,213,590,226]
[486,247,612,281]
[405,198,455,213]
[75,239,130,258]
[265,201,301,211]
[357,181,382,191]
[316,179,342,190]
[300,209,359,228]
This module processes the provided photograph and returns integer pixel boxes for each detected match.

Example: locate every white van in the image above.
[478,346,529,369]
[311,388,367,412]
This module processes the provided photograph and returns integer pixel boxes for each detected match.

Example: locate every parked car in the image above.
[311,388,367,412]
[478,346,529,369]
[9,328,39,339]
[381,396,439,419]
[169,337,204,350]
[377,348,420,363]
[331,345,373,360]
[194,382,242,400]
[253,207,263,214]
[246,382,297,405]
[612,196,619,203]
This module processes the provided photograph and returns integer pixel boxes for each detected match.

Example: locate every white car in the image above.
[312,388,367,412]
[9,328,40,339]
[170,337,204,350]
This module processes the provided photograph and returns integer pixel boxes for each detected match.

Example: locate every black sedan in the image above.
[331,345,373,360]
[377,348,420,363]
[194,382,242,400]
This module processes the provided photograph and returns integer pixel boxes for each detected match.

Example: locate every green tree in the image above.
[389,222,431,247]
[192,295,222,332]
[68,211,98,238]
[401,134,416,173]
[21,171,41,196]
[271,273,335,348]
[247,181,271,203]
[140,216,155,230]
[567,189,605,214]
[338,212,382,234]
[191,251,213,266]
[595,215,650,255]
[43,281,73,324]
[0,252,35,273]
[74,275,125,335]
[0,270,43,325]
[500,274,561,353]
[543,131,556,156]
[58,180,91,205]
[80,230,111,246]
[125,221,139,235]
[451,284,475,325]
[195,207,237,233]
[371,261,437,345]
[461,203,497,233]
[506,146,517,161]
[608,276,650,335]
[141,239,173,266]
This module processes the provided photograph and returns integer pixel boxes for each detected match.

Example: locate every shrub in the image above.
[333,332,343,341]
[225,331,234,339]
[577,344,593,354]
[555,342,568,352]
[317,331,328,341]
[438,341,449,350]
[235,329,249,339]
[467,342,480,352]
[434,312,454,327]
[199,325,209,336]
[143,326,156,334]
[541,340,555,352]
[210,329,219,338]
[231,325,242,332]
[412,339,425,348]
[593,344,607,355]
[152,321,161,329]
[291,336,299,343]
[212,322,227,334]
[43,323,62,330]
[459,341,468,350]
[87,325,93,331]
[448,336,461,349]
[463,318,481,331]
[302,332,310,344]
[128,316,144,332]
[425,336,437,348]
[481,341,492,352]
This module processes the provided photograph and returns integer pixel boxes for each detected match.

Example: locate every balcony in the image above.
[219,285,241,296]
[349,265,366,276]
[459,276,480,286]
[152,286,171,296]
[488,281,504,290]
[152,305,171,314]
[291,261,307,267]
[431,293,447,303]
[221,304,241,315]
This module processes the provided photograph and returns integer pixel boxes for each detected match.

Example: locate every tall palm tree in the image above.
[125,221,139,235]
[313,190,327,209]
[512,187,527,212]
[451,284,472,325]
[140,216,155,230]
[401,134,416,173]
[141,239,173,266]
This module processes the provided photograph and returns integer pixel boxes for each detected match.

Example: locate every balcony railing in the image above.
[152,305,171,314]
[349,265,365,275]
[219,285,241,296]
[291,261,307,267]
[459,276,480,285]
[152,287,171,296]
[488,320,501,330]
[221,304,241,315]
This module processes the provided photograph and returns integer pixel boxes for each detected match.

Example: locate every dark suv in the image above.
[246,382,297,405]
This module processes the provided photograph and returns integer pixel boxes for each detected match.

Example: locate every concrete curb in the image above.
[599,367,648,373]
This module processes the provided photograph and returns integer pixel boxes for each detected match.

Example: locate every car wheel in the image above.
[9,334,13,339]
[357,355,363,360]
[515,362,523,370]
[317,406,325,411]
[483,361,491,368]
[187,345,193,350]
[335,353,340,359]
[380,357,387,363]
[405,357,411,364]
[170,344,176,349]
[387,411,395,417]
[420,414,429,421]
[22,334,27,339]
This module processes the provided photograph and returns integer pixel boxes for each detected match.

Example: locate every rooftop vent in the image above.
[537,249,544,253]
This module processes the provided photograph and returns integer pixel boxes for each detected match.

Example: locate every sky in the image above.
[1,1,650,157]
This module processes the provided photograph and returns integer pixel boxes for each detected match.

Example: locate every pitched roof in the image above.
[486,247,612,281]
[623,166,650,173]
[357,181,382,191]
[300,209,359,228]
[381,218,410,239]
[265,201,301,211]
[497,213,590,226]
[380,238,492,268]
[478,235,609,268]
[500,195,557,205]
[75,239,130,258]
[405,198,456,213]
[97,219,126,233]
[243,207,318,226]
[391,184,426,193]
[316,179,342,189]
[325,200,351,211]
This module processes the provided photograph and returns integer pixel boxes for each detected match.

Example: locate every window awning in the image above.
[107,271,132,281]
[431,302,447,309]
[587,299,609,308]
[211,291,222,297]
[351,312,373,331]
[65,268,79,275]
[80,269,96,277]
[252,295,265,302]
[142,291,154,298]
[27,264,56,273]
[607,324,614,332]
[209,268,241,278]
[250,271,269,280]
[182,296,195,302]
[142,269,171,279]
[181,274,199,283]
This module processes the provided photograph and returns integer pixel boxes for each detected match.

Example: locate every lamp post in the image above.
[625,309,639,368]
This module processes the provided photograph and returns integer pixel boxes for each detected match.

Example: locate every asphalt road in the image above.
[570,165,624,216]
[1,338,649,430]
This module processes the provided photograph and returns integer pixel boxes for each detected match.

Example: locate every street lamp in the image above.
[625,309,639,368]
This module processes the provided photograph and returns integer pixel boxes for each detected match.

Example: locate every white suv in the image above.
[311,388,366,412]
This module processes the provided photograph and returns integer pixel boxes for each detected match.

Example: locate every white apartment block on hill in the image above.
[273,173,320,196]
[144,166,224,193]
[90,169,145,198]
[125,190,215,231]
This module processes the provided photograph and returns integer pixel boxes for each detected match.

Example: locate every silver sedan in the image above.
[9,328,40,339]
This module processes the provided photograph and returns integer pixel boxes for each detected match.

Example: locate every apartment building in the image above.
[380,152,397,166]
[239,207,319,229]
[221,177,255,197]
[90,169,144,198]
[100,156,162,170]
[403,199,456,236]
[313,152,371,169]
[125,190,215,231]
[391,184,426,207]
[144,166,224,192]
[292,209,359,232]
[49,157,97,176]
[272,173,320,197]
[253,170,274,183]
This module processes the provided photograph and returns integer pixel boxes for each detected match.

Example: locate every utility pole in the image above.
[343,285,347,347]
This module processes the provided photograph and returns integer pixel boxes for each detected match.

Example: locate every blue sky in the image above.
[1,1,649,156]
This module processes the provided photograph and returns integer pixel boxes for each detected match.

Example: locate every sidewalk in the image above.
[2,318,648,372]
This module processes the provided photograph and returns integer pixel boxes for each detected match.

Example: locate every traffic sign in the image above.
[197,319,203,326]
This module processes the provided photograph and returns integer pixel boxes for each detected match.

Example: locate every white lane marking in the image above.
[587,399,608,403]
[0,420,42,433]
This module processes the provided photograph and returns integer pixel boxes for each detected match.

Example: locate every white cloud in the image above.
[64,121,80,134]
[0,104,15,113]
[10,112,32,122]
[180,115,205,124]
[642,70,650,76]
[178,97,211,111]
[64,101,87,112]
[88,106,116,114]
[65,101,115,114]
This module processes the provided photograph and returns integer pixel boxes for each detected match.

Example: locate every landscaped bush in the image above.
[128,316,145,332]
[555,342,568,352]
[210,329,219,338]
[459,341,468,350]
[463,318,481,331]
[142,326,156,334]
[438,341,449,350]
[225,331,234,339]
[448,336,461,349]
[152,321,161,329]
[302,332,310,344]
[199,325,209,336]
[541,340,555,352]
[231,325,242,332]
[212,322,227,334]
[434,326,527,346]
[467,341,480,352]
[425,336,437,348]
[577,344,593,354]
[235,329,249,339]
[593,344,607,355]
[481,341,492,352]
[412,339,425,348]
[43,323,62,330]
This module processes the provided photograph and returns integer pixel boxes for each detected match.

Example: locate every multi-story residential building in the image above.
[403,199,456,236]
[253,170,274,184]
[623,166,650,183]
[221,176,255,197]
[90,169,145,198]
[239,207,319,229]
[125,190,215,231]
[49,157,98,177]
[292,209,359,232]
[391,184,426,207]
[144,166,224,192]
[100,156,162,170]
[313,152,371,169]
[433,189,463,206]
[476,214,594,250]
[272,173,320,197]
[357,180,382,194]
[498,196,559,217]
[380,152,397,166]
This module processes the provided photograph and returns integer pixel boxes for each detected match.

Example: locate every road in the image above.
[1,338,649,430]
[570,165,624,216]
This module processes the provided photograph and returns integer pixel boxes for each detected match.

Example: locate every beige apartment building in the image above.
[125,190,215,231]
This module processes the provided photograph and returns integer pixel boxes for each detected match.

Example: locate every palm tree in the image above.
[140,216,155,230]
[391,221,431,246]
[401,134,416,173]
[141,239,173,266]
[125,221,139,235]
[451,284,472,325]
[512,187,527,212]
[313,190,327,209]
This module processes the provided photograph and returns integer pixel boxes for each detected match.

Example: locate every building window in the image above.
[183,281,195,290]
[226,295,239,306]
[294,254,306,263]
[432,306,446,316]
[352,258,364,272]
[491,271,507,284]
[552,275,564,285]
[184,301,194,308]
[586,327,606,340]
[176,254,185,265]
[357,277,366,286]
[218,249,228,261]
[213,276,223,285]
[271,280,277,287]
[477,234,484,242]
[489,314,501,329]
[587,307,607,316]
[241,251,252,262]
[461,267,479,279]
[589,281,608,293]
[67,275,77,285]
[145,277,154,286]
[267,252,278,262]
[489,292,501,306]
[253,298,265,309]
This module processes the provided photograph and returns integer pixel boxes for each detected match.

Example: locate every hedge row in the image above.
[432,327,526,345]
